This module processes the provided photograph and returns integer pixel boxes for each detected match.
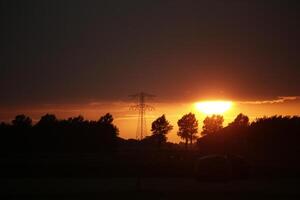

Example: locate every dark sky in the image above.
[1,0,300,106]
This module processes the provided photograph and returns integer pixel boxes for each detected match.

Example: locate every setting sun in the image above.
[195,101,233,115]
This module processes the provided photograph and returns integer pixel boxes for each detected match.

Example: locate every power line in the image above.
[129,92,155,140]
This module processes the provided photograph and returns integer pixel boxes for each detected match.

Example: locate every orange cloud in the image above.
[238,96,299,105]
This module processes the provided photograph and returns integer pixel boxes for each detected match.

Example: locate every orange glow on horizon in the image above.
[1,98,300,143]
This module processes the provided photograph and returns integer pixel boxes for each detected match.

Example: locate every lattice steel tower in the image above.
[129,92,155,140]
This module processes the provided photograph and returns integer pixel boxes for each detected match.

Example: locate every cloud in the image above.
[238,96,300,105]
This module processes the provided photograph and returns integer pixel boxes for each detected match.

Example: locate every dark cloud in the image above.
[1,0,300,106]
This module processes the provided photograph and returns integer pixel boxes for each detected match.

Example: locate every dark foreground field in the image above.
[1,151,300,199]
[2,177,300,199]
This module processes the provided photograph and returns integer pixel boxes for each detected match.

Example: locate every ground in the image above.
[2,177,300,199]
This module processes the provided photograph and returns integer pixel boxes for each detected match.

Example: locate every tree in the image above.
[36,114,58,127]
[68,115,85,124]
[151,114,173,147]
[177,113,198,148]
[98,113,114,125]
[0,122,9,129]
[97,113,119,137]
[228,113,249,128]
[12,114,32,128]
[201,115,224,136]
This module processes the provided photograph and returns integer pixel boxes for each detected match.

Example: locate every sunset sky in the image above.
[1,1,300,142]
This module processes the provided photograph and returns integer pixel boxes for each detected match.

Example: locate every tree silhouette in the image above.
[68,115,85,124]
[228,113,249,128]
[177,113,198,148]
[12,114,32,128]
[98,113,114,125]
[201,115,224,136]
[151,114,173,147]
[97,113,119,137]
[36,114,58,127]
[0,122,10,129]
[34,114,59,152]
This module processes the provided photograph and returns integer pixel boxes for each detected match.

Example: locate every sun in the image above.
[195,101,233,115]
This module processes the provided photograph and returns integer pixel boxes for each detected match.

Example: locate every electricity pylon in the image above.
[129,92,155,140]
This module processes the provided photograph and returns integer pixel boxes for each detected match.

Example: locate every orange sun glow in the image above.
[195,101,233,115]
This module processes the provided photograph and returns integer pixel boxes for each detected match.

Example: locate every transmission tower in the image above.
[129,92,155,140]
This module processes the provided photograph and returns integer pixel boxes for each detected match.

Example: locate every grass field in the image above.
[2,177,300,199]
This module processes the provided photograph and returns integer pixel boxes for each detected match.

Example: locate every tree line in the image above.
[1,112,300,180]
[0,113,119,153]
[2,112,300,155]
[0,112,224,152]
[148,113,300,172]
